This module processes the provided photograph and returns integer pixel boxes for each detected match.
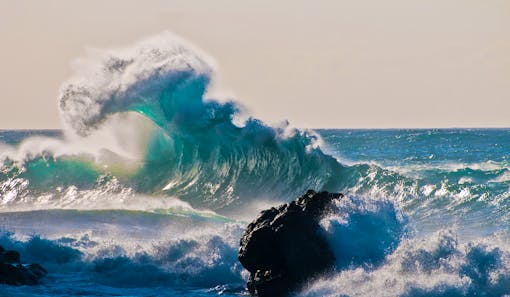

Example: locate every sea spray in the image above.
[2,32,351,212]
[298,230,510,297]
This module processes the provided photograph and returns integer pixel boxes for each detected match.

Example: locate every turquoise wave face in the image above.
[43,34,353,211]
[1,77,350,211]
[123,75,346,208]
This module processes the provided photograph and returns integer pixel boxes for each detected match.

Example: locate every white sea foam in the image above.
[299,230,510,297]
[59,32,215,136]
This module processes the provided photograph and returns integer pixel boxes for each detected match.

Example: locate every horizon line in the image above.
[2,127,510,131]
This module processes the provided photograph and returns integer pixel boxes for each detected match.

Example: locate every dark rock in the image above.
[3,250,20,264]
[26,264,48,279]
[239,190,343,297]
[0,246,47,285]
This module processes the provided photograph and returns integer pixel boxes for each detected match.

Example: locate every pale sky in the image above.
[0,0,509,129]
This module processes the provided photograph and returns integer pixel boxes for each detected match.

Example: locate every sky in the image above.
[0,0,509,129]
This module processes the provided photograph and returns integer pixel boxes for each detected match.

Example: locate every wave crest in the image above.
[0,32,352,211]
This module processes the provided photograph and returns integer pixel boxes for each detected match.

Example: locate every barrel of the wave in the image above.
[238,190,342,297]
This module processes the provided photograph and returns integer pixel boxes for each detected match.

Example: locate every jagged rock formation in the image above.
[0,245,48,285]
[238,190,342,297]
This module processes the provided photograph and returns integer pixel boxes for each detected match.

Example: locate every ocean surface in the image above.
[2,128,510,297]
[1,34,510,296]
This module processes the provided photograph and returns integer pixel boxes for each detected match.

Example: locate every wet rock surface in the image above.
[238,190,342,297]
[0,245,48,285]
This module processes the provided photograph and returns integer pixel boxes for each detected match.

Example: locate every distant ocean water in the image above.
[1,33,510,296]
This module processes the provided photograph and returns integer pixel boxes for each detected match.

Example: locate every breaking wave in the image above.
[299,230,510,297]
[0,32,351,213]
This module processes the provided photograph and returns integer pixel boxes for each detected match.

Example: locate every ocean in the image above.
[1,128,510,296]
[1,33,510,296]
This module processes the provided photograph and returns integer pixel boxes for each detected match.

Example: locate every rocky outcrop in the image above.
[238,190,342,297]
[0,245,48,285]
